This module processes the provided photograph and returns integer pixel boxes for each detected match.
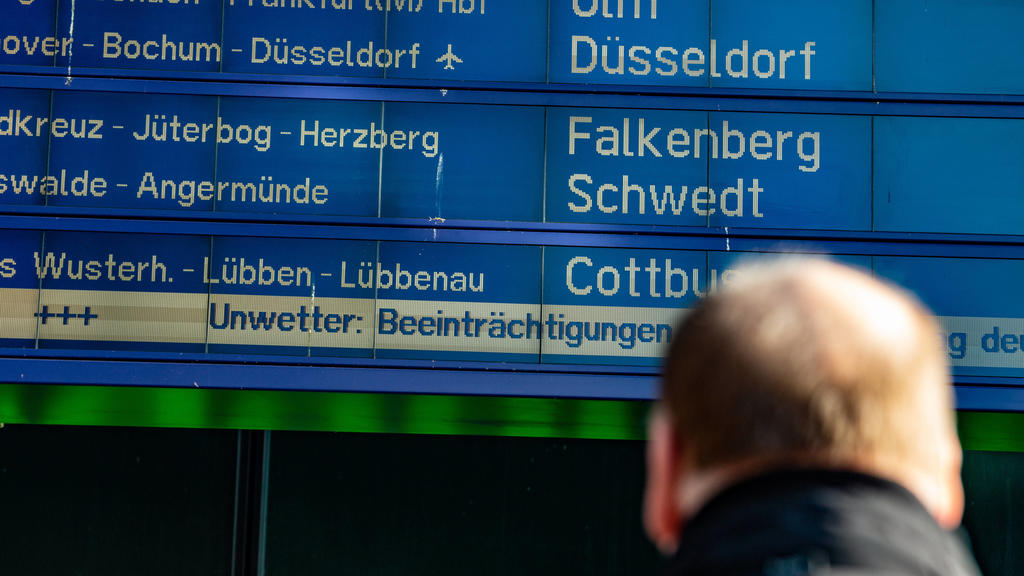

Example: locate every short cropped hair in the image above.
[661,258,951,470]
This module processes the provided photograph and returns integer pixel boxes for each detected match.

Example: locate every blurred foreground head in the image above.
[644,258,963,554]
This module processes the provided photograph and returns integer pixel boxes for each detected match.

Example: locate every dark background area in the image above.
[0,423,1020,576]
[267,431,656,575]
[962,450,1024,576]
[0,425,237,576]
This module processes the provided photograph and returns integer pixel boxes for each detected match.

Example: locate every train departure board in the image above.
[3,0,1024,408]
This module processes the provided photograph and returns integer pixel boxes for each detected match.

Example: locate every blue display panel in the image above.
[3,1,1024,409]
[550,0,867,89]
[54,0,222,72]
[375,242,543,362]
[875,257,1024,378]
[9,228,1024,385]
[0,0,60,67]
[379,103,545,221]
[385,0,547,82]
[546,108,871,230]
[707,112,870,230]
[222,0,386,77]
[13,233,559,362]
[0,88,49,207]
[876,0,1024,95]
[46,91,219,211]
[542,246,702,366]
[35,231,210,352]
[11,86,1024,238]
[3,0,1023,98]
[549,0,708,86]
[5,0,547,81]
[546,107,709,226]
[874,116,1024,235]
[214,97,380,216]
[208,236,376,356]
[224,0,545,80]
[708,0,871,91]
[0,230,42,348]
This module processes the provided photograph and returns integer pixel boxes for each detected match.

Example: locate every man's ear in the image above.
[643,407,684,555]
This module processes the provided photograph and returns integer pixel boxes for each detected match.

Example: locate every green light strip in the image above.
[957,411,1024,453]
[0,384,649,440]
[1,384,1021,451]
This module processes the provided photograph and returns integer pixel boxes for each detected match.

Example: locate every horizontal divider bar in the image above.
[0,356,658,400]
[2,214,1024,258]
[4,72,1024,119]
[0,356,1017,410]
[6,66,1024,108]
[0,347,660,377]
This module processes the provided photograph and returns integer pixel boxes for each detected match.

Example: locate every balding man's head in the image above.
[645,258,963,552]
[664,258,952,470]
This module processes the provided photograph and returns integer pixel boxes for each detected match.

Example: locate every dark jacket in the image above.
[663,468,982,576]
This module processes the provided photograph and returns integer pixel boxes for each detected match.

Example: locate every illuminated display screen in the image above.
[2,0,1024,404]
[1,227,1022,379]
[2,0,1021,93]
[6,87,1024,235]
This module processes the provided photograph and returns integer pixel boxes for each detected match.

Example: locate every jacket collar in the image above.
[664,468,979,576]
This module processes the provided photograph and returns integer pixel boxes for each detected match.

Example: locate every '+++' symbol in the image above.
[35,305,99,325]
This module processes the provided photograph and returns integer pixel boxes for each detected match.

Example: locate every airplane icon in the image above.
[436,44,462,70]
